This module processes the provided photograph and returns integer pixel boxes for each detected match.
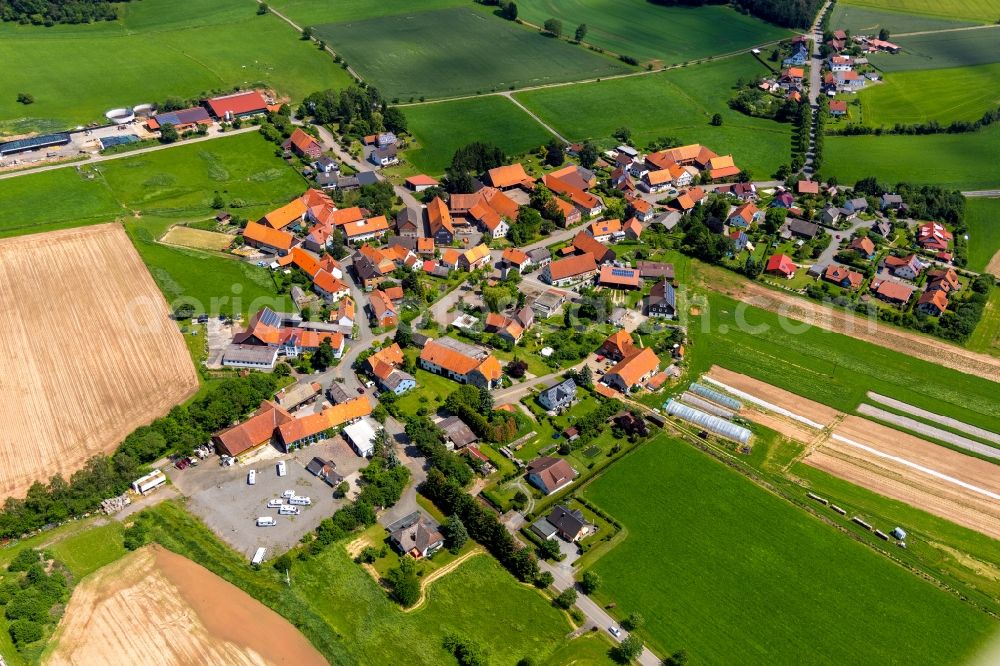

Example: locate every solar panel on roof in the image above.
[0,132,71,156]
[259,308,281,327]
[610,268,634,277]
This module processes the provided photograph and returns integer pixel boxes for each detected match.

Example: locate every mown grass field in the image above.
[0,0,351,135]
[141,501,584,665]
[857,63,1000,125]
[871,27,1000,71]
[968,287,1000,356]
[685,290,1000,432]
[46,522,127,580]
[0,132,305,237]
[402,97,553,174]
[824,123,1000,190]
[966,197,1000,273]
[829,4,977,32]
[267,0,466,25]
[312,7,631,101]
[515,57,791,177]
[839,0,999,23]
[516,0,791,65]
[583,437,997,663]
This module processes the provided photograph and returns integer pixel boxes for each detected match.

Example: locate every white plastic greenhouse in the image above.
[689,383,742,411]
[679,392,736,420]
[664,399,752,444]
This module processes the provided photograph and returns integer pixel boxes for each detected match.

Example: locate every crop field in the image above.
[516,0,791,65]
[582,438,997,663]
[0,225,197,498]
[966,197,1000,274]
[830,4,978,32]
[0,0,351,135]
[403,97,553,174]
[161,225,236,251]
[0,132,305,238]
[515,57,793,177]
[141,502,583,665]
[684,291,1000,433]
[267,0,466,26]
[857,63,1000,125]
[824,124,1000,190]
[47,545,326,666]
[312,7,631,100]
[871,27,1000,71]
[840,0,999,23]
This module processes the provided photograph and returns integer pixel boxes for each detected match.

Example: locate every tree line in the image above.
[829,106,1000,137]
[648,0,820,27]
[1,0,125,25]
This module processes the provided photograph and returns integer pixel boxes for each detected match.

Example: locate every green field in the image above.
[871,27,1000,71]
[966,197,1000,273]
[0,0,352,134]
[830,4,978,32]
[516,0,791,65]
[857,63,1000,125]
[582,438,997,663]
[515,57,791,177]
[0,132,305,237]
[968,287,1000,356]
[141,501,584,665]
[312,7,631,100]
[685,289,1000,431]
[403,97,553,174]
[825,123,1000,191]
[267,0,467,25]
[46,522,126,580]
[840,0,999,23]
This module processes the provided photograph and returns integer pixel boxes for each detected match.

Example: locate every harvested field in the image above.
[709,278,1000,382]
[857,404,1000,459]
[705,366,842,427]
[986,249,1000,278]
[46,545,325,666]
[0,224,198,497]
[867,392,1000,444]
[161,225,235,251]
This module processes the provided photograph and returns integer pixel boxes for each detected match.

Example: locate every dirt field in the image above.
[705,366,842,427]
[46,545,326,666]
[161,225,236,251]
[704,272,1000,382]
[984,249,1000,278]
[0,224,198,497]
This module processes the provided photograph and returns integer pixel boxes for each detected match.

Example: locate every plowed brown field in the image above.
[0,224,198,497]
[46,545,326,666]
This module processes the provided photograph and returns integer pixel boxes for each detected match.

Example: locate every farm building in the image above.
[542,254,598,287]
[204,90,269,119]
[277,396,371,451]
[221,344,279,370]
[439,416,478,450]
[603,347,660,392]
[343,417,380,457]
[212,400,293,458]
[0,132,71,157]
[146,107,211,132]
[418,338,502,389]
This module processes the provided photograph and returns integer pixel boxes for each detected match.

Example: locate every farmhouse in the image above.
[588,218,624,242]
[569,231,616,264]
[538,378,578,411]
[603,347,660,392]
[598,265,642,290]
[343,216,390,244]
[487,163,532,190]
[419,338,502,389]
[466,187,519,239]
[526,456,578,495]
[389,513,444,559]
[242,221,296,255]
[283,128,323,160]
[501,247,531,273]
[542,254,598,287]
[277,396,371,450]
[212,400,292,458]
[647,279,677,318]
[599,329,637,361]
[544,173,603,217]
[427,196,456,245]
[671,187,707,212]
[204,90,269,119]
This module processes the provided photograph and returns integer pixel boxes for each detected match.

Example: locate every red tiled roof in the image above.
[205,90,268,118]
[547,253,597,281]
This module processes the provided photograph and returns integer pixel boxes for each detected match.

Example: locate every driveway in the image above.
[813,215,873,269]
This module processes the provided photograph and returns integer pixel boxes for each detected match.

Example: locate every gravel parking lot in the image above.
[170,437,366,558]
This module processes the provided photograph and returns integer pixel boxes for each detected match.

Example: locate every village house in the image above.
[829,100,848,116]
[485,306,533,344]
[283,128,323,160]
[460,244,491,271]
[526,456,578,495]
[624,217,643,240]
[538,378,577,412]
[527,247,552,268]
[916,221,953,252]
[542,253,598,287]
[569,231,616,264]
[532,505,592,542]
[603,347,660,393]
[881,193,904,210]
[389,513,444,559]
[871,219,892,237]
[588,218,624,243]
[917,289,948,317]
[782,218,819,240]
[823,264,864,290]
[396,207,422,238]
[797,180,820,196]
[369,145,398,167]
[821,205,841,225]
[766,254,796,278]
[418,337,502,389]
[836,70,865,91]
[343,215,390,244]
[368,289,398,328]
[926,268,960,293]
[427,196,455,245]
[366,343,416,395]
[629,198,654,223]
[883,254,924,280]
[728,202,762,228]
[873,280,914,306]
[501,247,531,273]
[646,279,677,318]
[275,381,323,411]
[671,186,708,213]
[599,329,637,361]
[848,236,876,259]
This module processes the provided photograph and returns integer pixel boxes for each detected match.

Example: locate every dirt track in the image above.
[46,545,326,666]
[706,366,841,427]
[0,224,198,497]
[707,277,1000,382]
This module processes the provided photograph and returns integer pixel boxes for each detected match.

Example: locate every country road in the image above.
[502,93,566,143]
[894,23,1000,37]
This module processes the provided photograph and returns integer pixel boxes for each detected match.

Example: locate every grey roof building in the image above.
[546,505,591,542]
[439,416,478,449]
[538,378,577,411]
[647,279,676,318]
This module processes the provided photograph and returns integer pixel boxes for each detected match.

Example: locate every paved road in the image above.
[0,125,259,181]
[814,214,873,268]
[802,0,834,178]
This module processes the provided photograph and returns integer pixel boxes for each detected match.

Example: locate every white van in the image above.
[247,470,256,485]
[282,489,295,498]
[277,461,287,477]
[279,505,301,516]
[267,498,283,508]
[256,516,276,527]
[289,496,312,506]
[251,547,267,565]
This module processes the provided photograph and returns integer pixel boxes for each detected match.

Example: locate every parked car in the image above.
[609,626,622,638]
[267,499,283,508]
[356,387,365,394]
[175,458,189,471]
[277,461,287,477]
[256,517,276,527]
[248,470,256,485]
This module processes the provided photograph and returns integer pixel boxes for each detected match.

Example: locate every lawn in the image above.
[824,123,1000,191]
[685,290,1000,432]
[870,28,1000,71]
[966,197,1000,273]
[267,0,467,25]
[582,437,997,663]
[46,522,126,580]
[839,0,999,23]
[311,6,631,101]
[829,3,978,32]
[0,0,352,135]
[516,0,792,65]
[142,501,581,665]
[0,131,306,237]
[856,63,1000,126]
[515,56,791,178]
[402,97,554,175]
